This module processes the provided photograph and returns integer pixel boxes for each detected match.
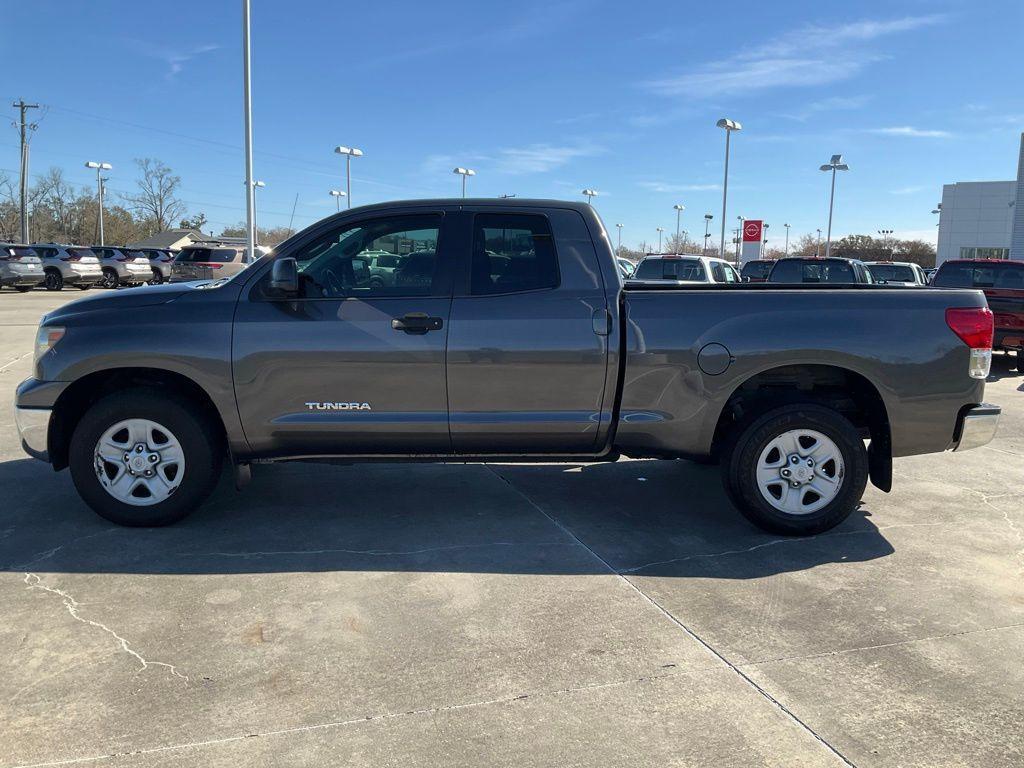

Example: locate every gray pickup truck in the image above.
[15,199,1000,535]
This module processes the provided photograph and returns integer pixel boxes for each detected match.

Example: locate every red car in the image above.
[933,259,1024,358]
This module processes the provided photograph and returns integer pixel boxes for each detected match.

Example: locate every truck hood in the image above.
[42,282,194,321]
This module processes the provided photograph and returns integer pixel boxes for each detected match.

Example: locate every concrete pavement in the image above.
[1,288,1021,767]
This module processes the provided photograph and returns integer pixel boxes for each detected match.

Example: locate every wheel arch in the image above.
[710,363,892,491]
[48,367,227,471]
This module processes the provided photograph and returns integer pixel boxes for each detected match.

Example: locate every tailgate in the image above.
[984,288,1024,329]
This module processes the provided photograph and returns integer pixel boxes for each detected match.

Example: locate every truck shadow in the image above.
[0,456,893,580]
[987,351,1021,381]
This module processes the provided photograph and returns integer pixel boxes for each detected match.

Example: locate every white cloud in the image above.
[420,143,604,177]
[130,42,221,79]
[889,185,928,195]
[493,143,605,175]
[780,95,872,121]
[642,15,945,98]
[868,126,952,138]
[637,181,720,193]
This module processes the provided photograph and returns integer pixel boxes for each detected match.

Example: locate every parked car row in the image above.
[629,253,1023,359]
[0,241,261,291]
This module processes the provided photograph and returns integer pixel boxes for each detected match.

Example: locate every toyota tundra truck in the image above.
[14,199,1000,535]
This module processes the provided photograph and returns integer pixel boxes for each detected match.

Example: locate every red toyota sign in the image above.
[743,220,763,242]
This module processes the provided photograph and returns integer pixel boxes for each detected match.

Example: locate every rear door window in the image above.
[470,214,559,295]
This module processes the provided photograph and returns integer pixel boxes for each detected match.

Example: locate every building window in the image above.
[960,247,1009,260]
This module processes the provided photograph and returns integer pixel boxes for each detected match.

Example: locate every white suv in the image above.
[864,261,928,286]
[31,244,104,291]
[91,247,154,288]
[632,254,741,283]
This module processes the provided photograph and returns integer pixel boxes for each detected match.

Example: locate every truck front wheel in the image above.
[69,389,223,526]
[721,404,868,536]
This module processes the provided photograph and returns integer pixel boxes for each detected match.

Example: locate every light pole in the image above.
[582,188,598,205]
[251,180,265,238]
[615,223,623,254]
[703,213,713,254]
[761,222,769,258]
[242,0,256,264]
[816,228,822,257]
[673,203,685,253]
[736,215,744,264]
[819,154,849,258]
[656,227,664,253]
[334,146,363,208]
[453,167,475,198]
[878,229,894,259]
[716,117,742,257]
[84,161,112,246]
[784,223,791,256]
[329,189,346,212]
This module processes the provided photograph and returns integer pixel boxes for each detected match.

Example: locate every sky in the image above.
[3,0,1023,250]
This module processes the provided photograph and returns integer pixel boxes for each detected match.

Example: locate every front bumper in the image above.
[14,406,50,461]
[952,404,1001,452]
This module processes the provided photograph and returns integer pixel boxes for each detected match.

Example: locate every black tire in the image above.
[69,388,224,526]
[721,404,868,536]
[44,269,63,291]
[100,268,120,289]
[150,269,163,285]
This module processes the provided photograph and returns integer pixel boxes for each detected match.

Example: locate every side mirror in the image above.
[269,257,298,295]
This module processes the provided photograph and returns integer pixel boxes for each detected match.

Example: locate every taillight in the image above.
[946,307,993,379]
[195,263,223,269]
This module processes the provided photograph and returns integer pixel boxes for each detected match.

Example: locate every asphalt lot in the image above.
[1,288,1022,768]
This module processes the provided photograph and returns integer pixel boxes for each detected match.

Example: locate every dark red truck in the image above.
[933,260,1024,360]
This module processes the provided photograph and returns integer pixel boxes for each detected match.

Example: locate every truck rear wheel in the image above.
[69,389,223,526]
[721,404,868,536]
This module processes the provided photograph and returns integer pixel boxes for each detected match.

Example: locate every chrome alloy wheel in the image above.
[93,419,185,506]
[755,429,844,515]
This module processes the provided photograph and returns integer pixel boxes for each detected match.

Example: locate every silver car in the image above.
[138,248,176,283]
[32,244,104,291]
[92,247,154,288]
[0,244,45,291]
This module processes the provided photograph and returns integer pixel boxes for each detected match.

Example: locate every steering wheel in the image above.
[323,268,344,297]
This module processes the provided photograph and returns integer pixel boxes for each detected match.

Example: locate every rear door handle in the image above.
[392,312,444,334]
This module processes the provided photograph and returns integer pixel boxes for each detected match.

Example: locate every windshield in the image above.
[67,247,97,259]
[934,261,1024,289]
[769,259,856,283]
[9,246,39,259]
[175,247,239,263]
[741,261,773,279]
[634,258,706,281]
[868,264,916,282]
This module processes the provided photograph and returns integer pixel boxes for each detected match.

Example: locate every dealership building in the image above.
[936,133,1024,267]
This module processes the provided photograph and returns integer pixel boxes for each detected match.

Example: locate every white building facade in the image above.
[936,133,1024,267]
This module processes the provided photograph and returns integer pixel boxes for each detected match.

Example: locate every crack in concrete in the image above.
[22,573,188,685]
[7,667,702,768]
[740,620,1024,668]
[8,530,116,571]
[180,541,577,559]
[620,521,951,575]
[0,350,33,374]
[483,465,856,768]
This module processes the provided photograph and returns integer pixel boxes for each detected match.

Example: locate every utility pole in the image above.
[13,99,39,243]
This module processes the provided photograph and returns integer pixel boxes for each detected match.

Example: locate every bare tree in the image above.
[123,158,185,233]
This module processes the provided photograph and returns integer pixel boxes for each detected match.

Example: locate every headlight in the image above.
[35,325,65,363]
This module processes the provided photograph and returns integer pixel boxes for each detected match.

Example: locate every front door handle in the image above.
[392,312,444,334]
